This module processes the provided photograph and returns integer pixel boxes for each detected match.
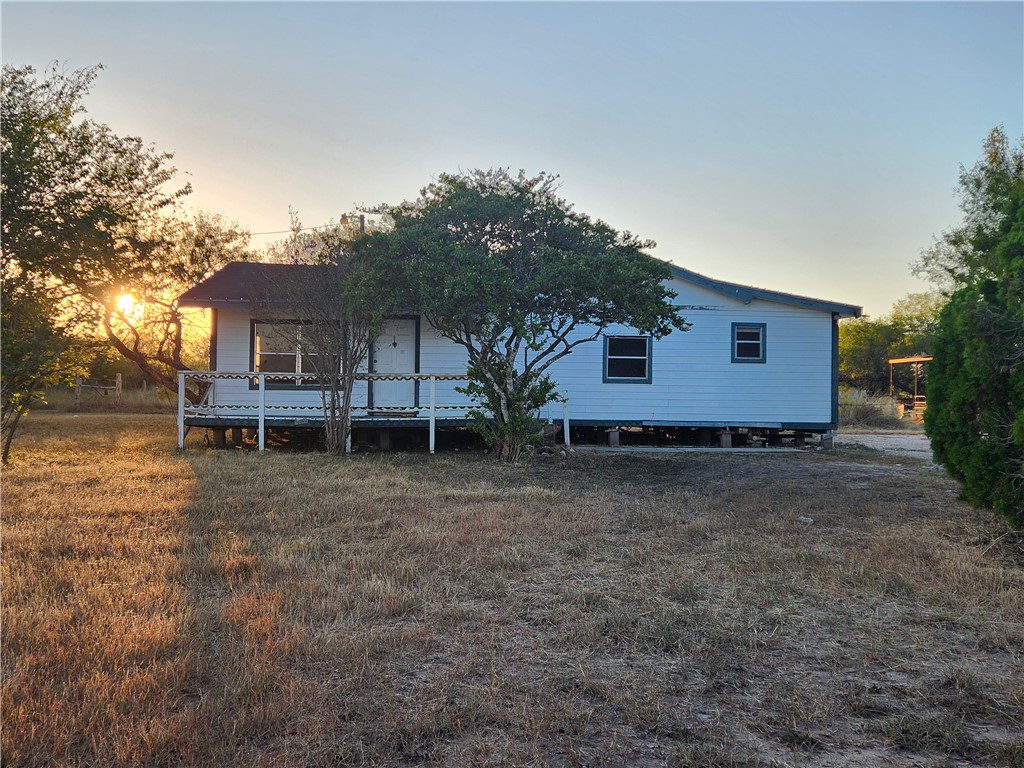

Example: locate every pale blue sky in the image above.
[3,1,1022,316]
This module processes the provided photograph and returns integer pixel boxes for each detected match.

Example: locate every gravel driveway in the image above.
[835,432,934,461]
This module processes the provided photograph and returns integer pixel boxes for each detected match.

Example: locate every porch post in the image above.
[562,397,571,448]
[177,372,186,449]
[429,375,436,455]
[258,373,266,453]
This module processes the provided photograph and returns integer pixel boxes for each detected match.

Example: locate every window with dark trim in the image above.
[251,321,332,388]
[604,335,652,383]
[732,323,766,363]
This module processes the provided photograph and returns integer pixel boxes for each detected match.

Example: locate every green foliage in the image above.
[2,63,187,295]
[914,127,1024,289]
[0,273,90,462]
[257,213,392,455]
[839,291,944,395]
[839,317,902,393]
[351,169,689,461]
[1,62,250,437]
[460,363,558,463]
[924,131,1024,528]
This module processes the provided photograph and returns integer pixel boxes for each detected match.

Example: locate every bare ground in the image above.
[2,414,1022,767]
[835,432,934,461]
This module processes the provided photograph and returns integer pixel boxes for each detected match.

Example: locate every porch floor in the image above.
[183,415,473,429]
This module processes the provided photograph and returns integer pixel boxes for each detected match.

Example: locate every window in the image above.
[732,323,766,363]
[252,322,333,387]
[255,322,300,373]
[604,335,652,383]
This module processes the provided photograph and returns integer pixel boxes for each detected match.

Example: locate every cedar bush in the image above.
[925,182,1024,528]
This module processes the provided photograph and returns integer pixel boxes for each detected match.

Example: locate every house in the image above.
[176,261,861,451]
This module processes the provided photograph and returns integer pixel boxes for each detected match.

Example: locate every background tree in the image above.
[921,128,1024,528]
[914,126,1024,288]
[351,170,689,462]
[839,291,944,395]
[101,211,252,395]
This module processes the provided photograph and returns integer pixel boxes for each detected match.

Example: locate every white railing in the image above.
[177,370,571,454]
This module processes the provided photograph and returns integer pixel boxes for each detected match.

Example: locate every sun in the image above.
[116,293,142,320]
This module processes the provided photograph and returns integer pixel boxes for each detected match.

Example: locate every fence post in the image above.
[74,375,82,411]
[429,376,437,455]
[177,372,185,449]
[562,397,571,448]
[258,373,266,453]
[115,373,122,406]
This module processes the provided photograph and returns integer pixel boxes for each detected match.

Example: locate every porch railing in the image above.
[177,370,571,454]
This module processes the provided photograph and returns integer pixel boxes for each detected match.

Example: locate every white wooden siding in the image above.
[210,309,369,415]
[418,323,470,407]
[207,275,837,426]
[537,278,833,425]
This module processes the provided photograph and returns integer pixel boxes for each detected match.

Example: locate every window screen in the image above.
[605,336,651,382]
[732,324,766,363]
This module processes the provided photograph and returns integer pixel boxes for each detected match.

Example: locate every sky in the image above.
[3,1,1022,318]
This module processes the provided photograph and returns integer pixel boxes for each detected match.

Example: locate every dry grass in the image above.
[38,386,177,414]
[837,389,908,431]
[3,414,1022,767]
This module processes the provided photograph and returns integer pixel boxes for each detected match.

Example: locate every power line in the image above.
[249,214,373,237]
[249,223,335,237]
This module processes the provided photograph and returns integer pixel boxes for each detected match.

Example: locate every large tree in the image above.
[921,128,1024,528]
[351,170,689,461]
[255,214,390,455]
[1,63,249,459]
[1,63,176,456]
[2,64,187,299]
[101,211,251,393]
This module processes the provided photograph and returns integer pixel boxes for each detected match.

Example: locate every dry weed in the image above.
[2,413,1022,767]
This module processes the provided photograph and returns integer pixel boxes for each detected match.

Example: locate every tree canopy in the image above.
[921,128,1024,528]
[2,62,180,458]
[254,213,393,454]
[839,291,944,395]
[1,62,251,460]
[351,169,689,461]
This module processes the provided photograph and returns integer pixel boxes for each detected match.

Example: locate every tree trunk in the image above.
[340,375,356,455]
[1,406,26,464]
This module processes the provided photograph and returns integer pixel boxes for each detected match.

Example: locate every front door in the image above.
[372,318,416,408]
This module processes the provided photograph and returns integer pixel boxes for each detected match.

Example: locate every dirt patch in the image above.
[836,432,934,461]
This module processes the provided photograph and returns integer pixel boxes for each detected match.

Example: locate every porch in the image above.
[176,371,572,454]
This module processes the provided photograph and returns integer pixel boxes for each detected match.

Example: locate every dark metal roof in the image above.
[668,264,862,318]
[179,260,863,319]
[177,261,326,309]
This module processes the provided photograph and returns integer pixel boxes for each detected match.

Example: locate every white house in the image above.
[176,261,861,450]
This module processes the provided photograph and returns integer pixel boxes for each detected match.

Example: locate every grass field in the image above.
[2,414,1022,767]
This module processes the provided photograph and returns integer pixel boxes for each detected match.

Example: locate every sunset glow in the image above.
[116,292,141,320]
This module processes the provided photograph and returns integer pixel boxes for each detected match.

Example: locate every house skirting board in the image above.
[183,416,834,433]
